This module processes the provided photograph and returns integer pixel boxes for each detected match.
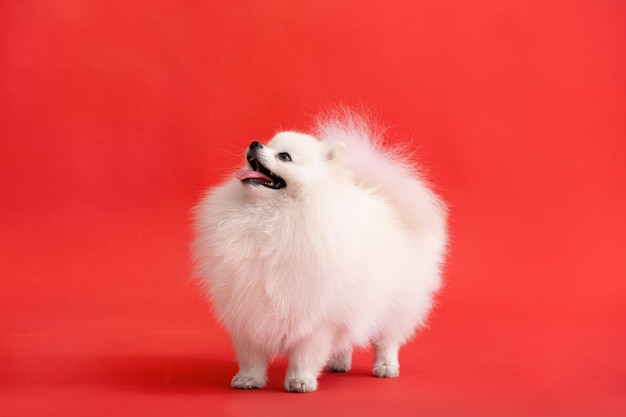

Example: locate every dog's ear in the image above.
[327,142,346,166]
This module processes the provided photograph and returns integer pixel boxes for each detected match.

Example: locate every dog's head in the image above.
[235,132,346,198]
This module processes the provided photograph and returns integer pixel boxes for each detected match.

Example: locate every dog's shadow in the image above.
[88,353,375,393]
[88,354,240,393]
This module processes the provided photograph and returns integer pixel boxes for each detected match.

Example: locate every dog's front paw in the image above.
[372,365,400,378]
[284,377,318,393]
[231,374,266,389]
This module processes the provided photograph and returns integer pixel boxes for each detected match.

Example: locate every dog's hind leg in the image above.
[284,330,333,392]
[372,339,400,378]
[326,349,352,372]
[231,338,269,389]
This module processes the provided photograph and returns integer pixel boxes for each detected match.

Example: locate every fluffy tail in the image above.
[312,109,448,244]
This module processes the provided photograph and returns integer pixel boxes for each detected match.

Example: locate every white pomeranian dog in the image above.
[192,112,447,392]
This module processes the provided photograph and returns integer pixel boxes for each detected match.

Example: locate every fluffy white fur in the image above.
[192,113,447,392]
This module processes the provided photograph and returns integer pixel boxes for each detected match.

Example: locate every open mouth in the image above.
[235,152,286,189]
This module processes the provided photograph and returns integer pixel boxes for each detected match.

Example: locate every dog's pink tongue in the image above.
[235,169,272,183]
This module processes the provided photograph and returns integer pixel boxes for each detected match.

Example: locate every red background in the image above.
[1,1,625,416]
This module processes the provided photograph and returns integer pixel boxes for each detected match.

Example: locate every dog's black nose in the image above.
[249,141,263,150]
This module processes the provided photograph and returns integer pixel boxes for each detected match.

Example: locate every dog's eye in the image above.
[276,152,292,162]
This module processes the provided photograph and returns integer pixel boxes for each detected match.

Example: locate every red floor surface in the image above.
[1,1,625,416]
